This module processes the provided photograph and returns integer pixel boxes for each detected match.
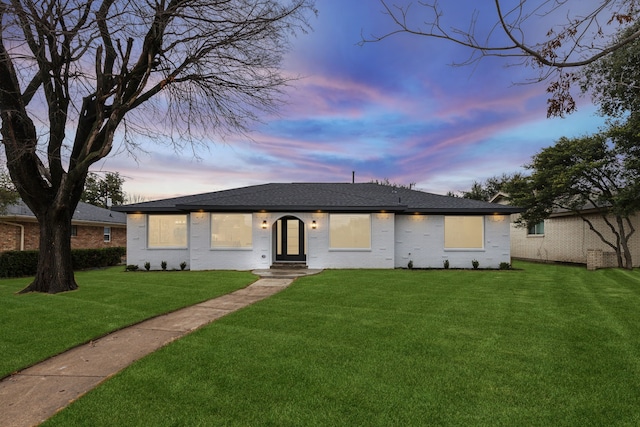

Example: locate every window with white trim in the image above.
[444,216,484,249]
[148,215,188,248]
[528,221,545,235]
[211,213,253,248]
[329,214,371,249]
[103,226,111,243]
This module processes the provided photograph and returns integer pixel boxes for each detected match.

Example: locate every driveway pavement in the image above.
[0,269,321,427]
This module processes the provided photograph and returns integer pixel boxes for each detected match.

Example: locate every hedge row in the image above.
[0,247,126,278]
[0,250,39,278]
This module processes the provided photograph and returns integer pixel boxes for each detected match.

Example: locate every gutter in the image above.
[0,221,24,251]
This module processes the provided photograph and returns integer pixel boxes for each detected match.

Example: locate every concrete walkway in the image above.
[0,269,321,427]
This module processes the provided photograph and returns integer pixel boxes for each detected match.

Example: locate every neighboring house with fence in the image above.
[0,200,127,252]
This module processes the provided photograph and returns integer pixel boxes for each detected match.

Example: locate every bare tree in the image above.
[363,0,640,117]
[0,0,316,293]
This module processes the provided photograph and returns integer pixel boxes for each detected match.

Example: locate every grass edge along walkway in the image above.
[42,262,640,427]
[0,267,257,379]
[0,276,298,427]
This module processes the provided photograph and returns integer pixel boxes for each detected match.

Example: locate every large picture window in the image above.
[444,216,484,249]
[148,215,188,248]
[329,214,371,249]
[211,214,253,248]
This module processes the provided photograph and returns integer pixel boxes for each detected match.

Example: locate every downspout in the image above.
[0,221,25,251]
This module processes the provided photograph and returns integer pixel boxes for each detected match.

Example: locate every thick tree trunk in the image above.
[19,205,78,294]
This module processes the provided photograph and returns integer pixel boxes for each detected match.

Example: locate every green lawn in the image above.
[40,261,640,426]
[0,267,256,379]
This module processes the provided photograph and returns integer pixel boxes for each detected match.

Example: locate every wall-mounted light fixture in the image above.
[261,220,268,229]
[490,214,505,222]
[311,220,317,229]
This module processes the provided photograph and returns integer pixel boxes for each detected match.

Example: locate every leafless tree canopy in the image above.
[363,0,640,117]
[0,0,316,293]
[1,0,316,169]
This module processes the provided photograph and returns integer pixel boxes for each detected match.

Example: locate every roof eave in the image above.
[406,207,522,214]
[176,204,408,212]
[72,219,127,226]
[549,206,606,218]
[116,204,521,215]
[0,215,125,225]
[111,206,186,213]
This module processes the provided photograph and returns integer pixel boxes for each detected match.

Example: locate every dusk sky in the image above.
[97,0,609,201]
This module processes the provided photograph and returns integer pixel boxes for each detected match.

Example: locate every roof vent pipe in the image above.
[352,171,355,183]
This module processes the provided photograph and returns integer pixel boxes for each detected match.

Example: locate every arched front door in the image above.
[274,216,306,262]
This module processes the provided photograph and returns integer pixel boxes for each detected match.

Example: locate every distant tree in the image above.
[461,173,521,201]
[0,166,19,214]
[0,0,316,293]
[82,172,125,208]
[124,193,148,205]
[461,182,487,201]
[505,124,639,269]
[581,21,640,117]
[370,178,416,189]
[364,0,640,117]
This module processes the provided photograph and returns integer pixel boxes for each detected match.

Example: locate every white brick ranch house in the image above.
[113,182,521,271]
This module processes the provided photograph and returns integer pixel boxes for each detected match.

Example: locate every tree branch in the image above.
[364,0,640,116]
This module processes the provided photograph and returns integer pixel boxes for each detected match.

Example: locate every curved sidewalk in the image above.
[0,269,321,427]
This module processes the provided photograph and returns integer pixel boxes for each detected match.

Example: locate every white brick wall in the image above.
[189,212,274,271]
[125,212,513,270]
[394,214,512,269]
[309,212,395,269]
[125,213,189,270]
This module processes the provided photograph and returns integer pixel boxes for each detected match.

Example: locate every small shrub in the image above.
[499,262,512,270]
[161,261,167,271]
[472,259,479,269]
[144,262,151,271]
[443,259,450,269]
[125,264,139,272]
[180,261,187,271]
[407,260,413,270]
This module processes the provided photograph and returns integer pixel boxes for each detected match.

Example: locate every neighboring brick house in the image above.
[491,194,640,269]
[509,211,640,269]
[0,200,126,252]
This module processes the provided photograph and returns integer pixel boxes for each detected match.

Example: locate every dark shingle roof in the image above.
[113,183,521,214]
[3,200,126,225]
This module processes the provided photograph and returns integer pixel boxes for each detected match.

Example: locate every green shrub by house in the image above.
[0,250,39,278]
[0,247,126,278]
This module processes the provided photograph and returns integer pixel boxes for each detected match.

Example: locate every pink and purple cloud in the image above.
[99,0,608,201]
